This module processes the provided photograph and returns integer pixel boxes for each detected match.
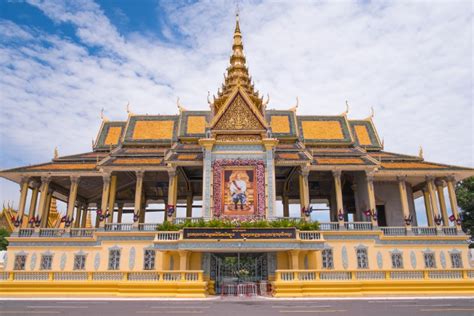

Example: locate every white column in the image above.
[133,171,145,228]
[333,170,344,227]
[15,177,30,230]
[397,175,411,230]
[66,176,80,229]
[446,176,462,231]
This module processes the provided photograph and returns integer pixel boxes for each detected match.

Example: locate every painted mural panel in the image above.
[212,159,266,219]
[222,166,256,216]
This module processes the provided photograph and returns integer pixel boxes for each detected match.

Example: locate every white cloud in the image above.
[0,0,472,208]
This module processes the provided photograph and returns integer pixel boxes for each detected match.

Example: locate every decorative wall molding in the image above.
[410,251,417,269]
[342,246,348,269]
[128,247,136,270]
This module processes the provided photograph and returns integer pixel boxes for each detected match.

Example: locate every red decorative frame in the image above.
[212,159,266,219]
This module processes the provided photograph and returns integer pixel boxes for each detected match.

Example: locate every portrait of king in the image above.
[222,167,256,216]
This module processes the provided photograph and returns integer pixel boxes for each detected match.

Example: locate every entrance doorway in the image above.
[210,253,268,295]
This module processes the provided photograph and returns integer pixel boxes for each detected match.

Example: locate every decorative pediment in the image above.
[211,88,267,132]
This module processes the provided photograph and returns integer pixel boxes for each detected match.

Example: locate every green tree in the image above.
[0,228,9,250]
[456,176,474,245]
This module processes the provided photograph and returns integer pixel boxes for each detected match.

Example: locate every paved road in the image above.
[1,298,474,316]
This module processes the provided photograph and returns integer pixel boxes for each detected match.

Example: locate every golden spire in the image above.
[212,12,263,114]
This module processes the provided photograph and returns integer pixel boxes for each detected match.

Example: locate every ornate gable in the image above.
[211,89,267,132]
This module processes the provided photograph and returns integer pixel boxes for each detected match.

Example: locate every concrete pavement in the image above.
[0,297,473,316]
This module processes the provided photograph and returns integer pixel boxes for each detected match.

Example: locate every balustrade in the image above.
[128,272,160,281]
[39,228,66,237]
[1,271,203,283]
[428,271,463,279]
[156,231,181,241]
[13,272,49,281]
[412,227,438,236]
[139,223,160,231]
[390,271,424,280]
[355,271,385,280]
[104,223,133,232]
[319,222,340,231]
[298,231,322,240]
[18,228,34,237]
[70,228,96,237]
[276,269,474,282]
[54,272,88,281]
[380,227,407,236]
[173,217,205,224]
[320,271,352,280]
[344,222,373,231]
[442,227,458,236]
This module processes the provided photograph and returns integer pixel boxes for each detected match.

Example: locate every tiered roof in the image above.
[1,14,472,184]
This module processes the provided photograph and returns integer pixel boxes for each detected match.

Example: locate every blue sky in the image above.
[0,0,472,224]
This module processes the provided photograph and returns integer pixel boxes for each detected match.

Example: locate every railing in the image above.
[104,223,133,231]
[13,272,49,281]
[428,271,463,279]
[54,272,88,281]
[276,269,473,282]
[442,227,458,236]
[0,272,9,280]
[70,228,96,237]
[345,222,373,231]
[390,271,424,279]
[3,271,203,282]
[320,271,352,280]
[173,217,205,224]
[298,231,322,240]
[139,223,159,231]
[380,227,407,236]
[39,228,66,237]
[18,228,34,237]
[156,231,181,241]
[355,271,385,280]
[319,222,340,231]
[412,227,438,236]
[273,217,303,222]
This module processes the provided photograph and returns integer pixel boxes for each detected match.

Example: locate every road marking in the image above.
[27,305,88,309]
[279,310,346,313]
[150,307,210,309]
[272,305,332,308]
[393,304,452,307]
[369,300,415,303]
[420,308,474,312]
[61,301,109,304]
[0,312,61,314]
[136,312,204,314]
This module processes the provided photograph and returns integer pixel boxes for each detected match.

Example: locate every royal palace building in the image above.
[1,16,474,297]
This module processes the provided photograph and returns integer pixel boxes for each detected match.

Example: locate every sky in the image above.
[0,0,472,224]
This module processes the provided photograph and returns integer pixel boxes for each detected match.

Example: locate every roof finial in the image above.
[343,100,349,115]
[92,138,95,149]
[289,97,299,112]
[370,106,375,118]
[418,146,424,159]
[207,91,213,106]
[100,108,108,121]
[54,146,59,159]
[177,97,186,113]
[263,93,270,107]
[126,101,131,115]
[381,137,385,149]
[235,1,240,31]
